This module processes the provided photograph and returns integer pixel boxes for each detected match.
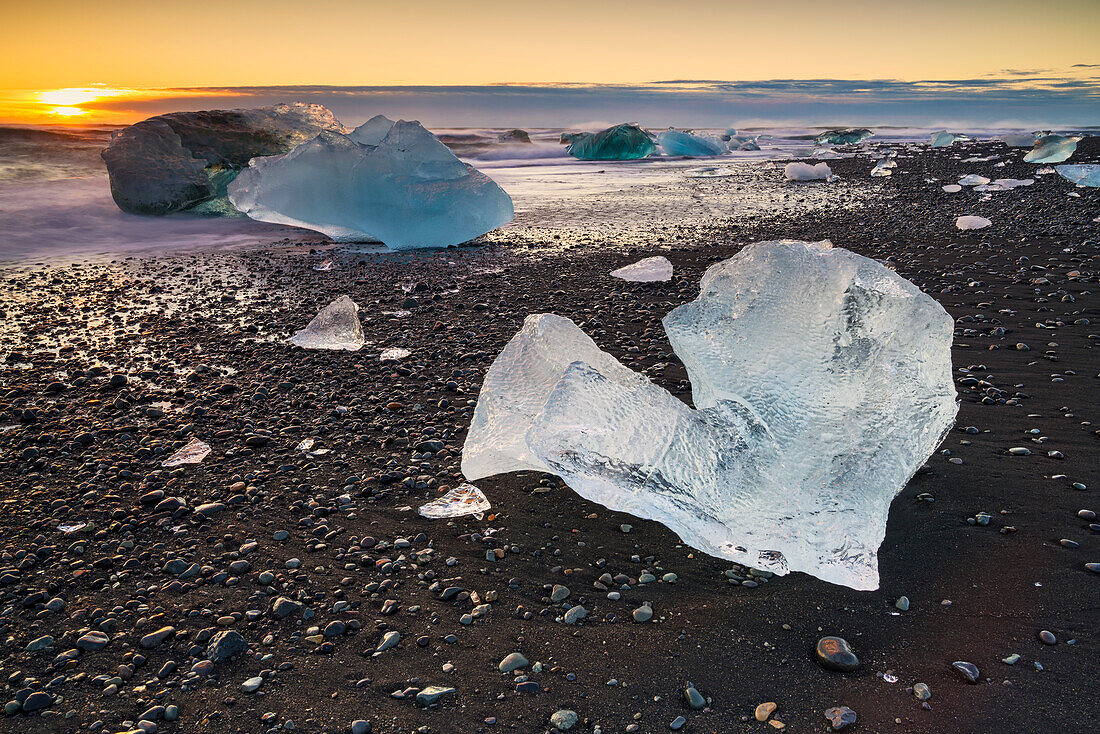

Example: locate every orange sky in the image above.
[1,0,1097,123]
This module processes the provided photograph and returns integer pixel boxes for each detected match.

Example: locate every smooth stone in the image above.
[499,652,529,673]
[351,721,371,734]
[755,702,777,721]
[563,605,587,625]
[670,715,687,730]
[913,683,931,700]
[825,706,857,730]
[684,686,705,710]
[632,605,653,623]
[550,709,578,730]
[550,584,571,602]
[952,661,980,683]
[1038,630,1057,645]
[816,637,860,672]
[415,686,454,707]
[895,596,910,611]
[242,676,263,693]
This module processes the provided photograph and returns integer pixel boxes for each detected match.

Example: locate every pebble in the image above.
[499,652,529,673]
[550,709,578,730]
[952,661,980,683]
[242,676,264,693]
[632,604,653,623]
[913,682,931,700]
[816,636,860,672]
[755,701,777,721]
[825,706,857,730]
[1038,630,1057,645]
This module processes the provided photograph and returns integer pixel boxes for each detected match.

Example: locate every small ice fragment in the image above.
[974,178,1034,192]
[785,162,833,181]
[1055,164,1100,187]
[162,437,212,467]
[1035,166,1056,175]
[684,166,733,178]
[657,129,725,157]
[610,256,673,283]
[313,259,335,271]
[566,123,656,160]
[296,438,315,452]
[288,295,365,351]
[1023,134,1080,164]
[930,131,966,148]
[418,483,491,519]
[380,347,411,361]
[58,523,87,533]
[958,174,991,186]
[956,215,992,230]
[870,160,893,177]
[942,184,963,193]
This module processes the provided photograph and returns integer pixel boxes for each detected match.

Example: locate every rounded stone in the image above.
[951,661,980,683]
[825,706,857,730]
[815,636,860,672]
[550,709,578,730]
[1038,630,1057,645]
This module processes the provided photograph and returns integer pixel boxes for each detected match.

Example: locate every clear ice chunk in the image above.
[942,184,962,193]
[1023,134,1080,164]
[101,103,346,215]
[349,114,396,145]
[462,241,957,590]
[610,256,673,282]
[162,437,212,467]
[657,129,725,157]
[288,295,365,351]
[1000,133,1036,147]
[870,160,893,177]
[785,162,833,181]
[228,121,514,249]
[566,124,656,160]
[930,131,966,148]
[973,178,1034,192]
[419,483,492,519]
[380,347,411,361]
[958,174,991,186]
[815,128,873,145]
[955,215,992,230]
[1055,164,1100,187]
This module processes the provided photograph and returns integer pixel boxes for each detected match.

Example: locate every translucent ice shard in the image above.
[657,129,725,157]
[162,437,212,467]
[349,114,396,145]
[610,256,673,282]
[815,128,873,145]
[871,160,893,177]
[955,215,992,230]
[566,124,656,160]
[1000,133,1037,147]
[974,178,1034,192]
[463,241,957,590]
[101,103,346,215]
[1023,134,1080,163]
[958,174,991,186]
[942,184,962,193]
[288,295,365,351]
[785,162,833,181]
[1055,164,1100,187]
[930,131,966,148]
[228,121,514,249]
[419,484,491,520]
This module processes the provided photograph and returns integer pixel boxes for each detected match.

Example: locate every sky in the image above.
[1,0,1097,127]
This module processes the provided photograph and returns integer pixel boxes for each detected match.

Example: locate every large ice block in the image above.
[1055,164,1100,187]
[1023,134,1080,164]
[815,128,873,145]
[930,131,966,148]
[101,103,346,215]
[657,129,725,157]
[462,241,957,590]
[288,295,365,351]
[566,124,656,160]
[228,120,514,249]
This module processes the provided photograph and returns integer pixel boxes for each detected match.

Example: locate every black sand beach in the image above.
[0,140,1097,734]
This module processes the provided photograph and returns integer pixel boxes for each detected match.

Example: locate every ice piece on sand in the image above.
[380,347,411,361]
[566,124,656,160]
[930,131,966,148]
[942,184,963,193]
[58,523,87,533]
[296,438,315,452]
[610,256,673,282]
[684,166,734,178]
[1055,164,1100,187]
[785,162,833,181]
[463,241,957,590]
[956,215,992,230]
[313,259,335,271]
[1023,134,1080,164]
[870,160,893,177]
[419,483,491,519]
[229,121,514,249]
[348,114,395,145]
[974,178,1034,192]
[162,438,212,467]
[958,174,991,186]
[1000,133,1036,147]
[657,129,725,157]
[288,295,365,351]
[101,103,346,215]
[815,128,873,145]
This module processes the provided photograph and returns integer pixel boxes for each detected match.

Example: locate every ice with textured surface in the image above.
[228,120,514,249]
[1023,135,1080,164]
[657,130,725,157]
[1055,164,1100,187]
[566,124,656,160]
[288,295,365,351]
[162,438,212,467]
[610,256,673,282]
[419,484,492,519]
[815,128,873,145]
[462,241,957,590]
[785,162,833,181]
[956,215,992,230]
[930,131,966,148]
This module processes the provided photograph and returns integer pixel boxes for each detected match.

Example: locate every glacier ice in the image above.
[419,484,491,520]
[288,295,365,351]
[958,174,991,186]
[462,240,957,590]
[930,131,966,148]
[228,120,514,249]
[785,162,833,181]
[101,103,346,215]
[1023,134,1080,164]
[610,256,673,282]
[956,215,992,230]
[815,128,873,146]
[870,160,893,177]
[974,178,1034,192]
[1055,164,1100,187]
[162,438,212,468]
[566,124,656,160]
[1000,133,1037,147]
[348,114,396,145]
[657,129,725,157]
[941,184,963,193]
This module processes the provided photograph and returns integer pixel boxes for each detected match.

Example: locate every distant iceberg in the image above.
[1055,164,1100,187]
[930,131,966,148]
[657,129,725,157]
[1000,133,1037,147]
[1024,134,1080,164]
[228,119,514,250]
[101,103,346,215]
[567,124,657,160]
[815,128,873,146]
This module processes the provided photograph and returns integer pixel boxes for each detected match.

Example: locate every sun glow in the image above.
[35,86,133,119]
